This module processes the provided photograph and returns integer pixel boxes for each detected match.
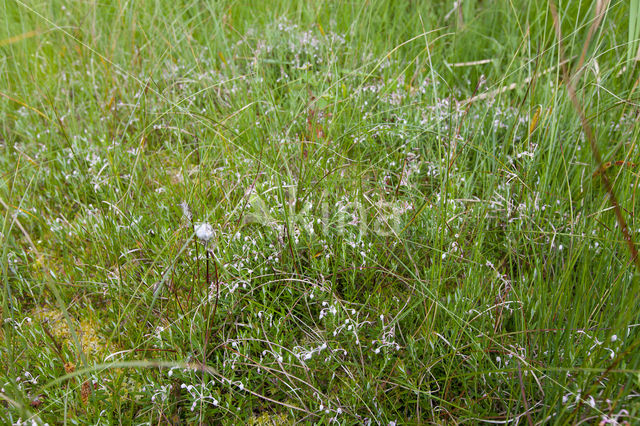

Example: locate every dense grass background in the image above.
[1,0,640,424]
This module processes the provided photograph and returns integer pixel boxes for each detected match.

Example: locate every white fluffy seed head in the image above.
[194,222,214,243]
[180,201,192,221]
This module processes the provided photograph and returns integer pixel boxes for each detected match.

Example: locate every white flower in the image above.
[194,223,214,243]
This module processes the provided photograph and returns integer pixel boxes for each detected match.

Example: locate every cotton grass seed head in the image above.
[194,222,214,243]
[180,201,193,221]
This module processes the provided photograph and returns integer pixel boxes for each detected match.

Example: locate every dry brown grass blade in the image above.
[518,361,535,426]
[576,0,611,74]
[0,29,39,47]
[460,58,574,105]
[548,2,640,267]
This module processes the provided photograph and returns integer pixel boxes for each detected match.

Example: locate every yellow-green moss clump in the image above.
[249,413,293,426]
[32,307,110,360]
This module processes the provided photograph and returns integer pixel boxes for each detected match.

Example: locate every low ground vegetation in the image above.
[1,0,640,424]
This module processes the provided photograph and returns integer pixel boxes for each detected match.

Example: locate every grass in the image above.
[1,0,640,424]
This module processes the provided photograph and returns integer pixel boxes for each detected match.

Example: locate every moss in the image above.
[249,412,294,425]
[32,307,111,360]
